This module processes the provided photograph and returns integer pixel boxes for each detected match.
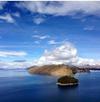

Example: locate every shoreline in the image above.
[56,82,78,86]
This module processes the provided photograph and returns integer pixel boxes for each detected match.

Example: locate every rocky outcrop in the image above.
[57,76,79,86]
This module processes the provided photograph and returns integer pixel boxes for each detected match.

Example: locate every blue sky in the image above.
[0,1,100,68]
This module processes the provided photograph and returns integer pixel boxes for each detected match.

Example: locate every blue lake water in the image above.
[0,70,100,102]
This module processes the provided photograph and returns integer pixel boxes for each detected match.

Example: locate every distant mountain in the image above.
[77,64,100,69]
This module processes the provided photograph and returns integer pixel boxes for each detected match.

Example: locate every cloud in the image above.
[13,60,27,62]
[48,40,68,45]
[0,51,27,57]
[1,43,100,69]
[33,16,45,24]
[34,42,100,66]
[0,60,33,69]
[84,26,95,31]
[18,1,100,17]
[34,41,40,44]
[36,42,78,66]
[48,40,59,45]
[12,12,20,18]
[32,34,49,40]
[0,14,15,23]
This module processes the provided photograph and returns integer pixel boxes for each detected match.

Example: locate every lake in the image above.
[0,70,100,102]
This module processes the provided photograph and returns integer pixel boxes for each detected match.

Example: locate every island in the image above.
[28,64,75,77]
[28,64,90,77]
[57,76,78,86]
[28,64,80,87]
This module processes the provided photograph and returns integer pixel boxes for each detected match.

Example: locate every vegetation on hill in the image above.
[57,76,79,86]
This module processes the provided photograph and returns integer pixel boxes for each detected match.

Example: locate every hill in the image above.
[28,64,76,77]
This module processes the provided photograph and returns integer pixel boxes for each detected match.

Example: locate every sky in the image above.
[0,1,100,68]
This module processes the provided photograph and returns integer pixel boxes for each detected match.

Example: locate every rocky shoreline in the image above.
[56,83,78,86]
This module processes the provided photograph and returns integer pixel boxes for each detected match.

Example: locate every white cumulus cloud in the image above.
[36,42,78,66]
[34,42,100,66]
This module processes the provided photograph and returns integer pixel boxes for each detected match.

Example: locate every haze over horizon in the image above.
[0,1,100,69]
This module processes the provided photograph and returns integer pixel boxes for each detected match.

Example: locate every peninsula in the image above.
[28,64,75,77]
